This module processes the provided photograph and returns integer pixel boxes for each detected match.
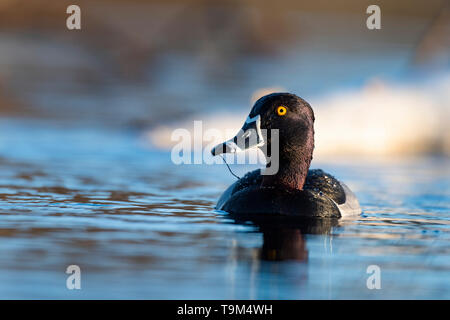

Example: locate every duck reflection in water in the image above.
[230,214,339,262]
[223,214,340,299]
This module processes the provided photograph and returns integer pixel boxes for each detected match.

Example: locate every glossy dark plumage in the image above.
[212,93,360,218]
[217,169,348,218]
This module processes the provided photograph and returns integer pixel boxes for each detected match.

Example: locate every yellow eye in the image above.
[277,106,287,116]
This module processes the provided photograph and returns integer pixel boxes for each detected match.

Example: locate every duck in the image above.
[211,92,360,219]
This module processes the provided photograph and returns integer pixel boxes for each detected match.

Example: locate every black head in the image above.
[211,92,315,189]
[249,92,315,151]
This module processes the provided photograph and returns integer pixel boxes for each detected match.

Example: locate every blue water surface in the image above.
[0,119,448,299]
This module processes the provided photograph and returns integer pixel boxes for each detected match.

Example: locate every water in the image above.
[0,118,449,299]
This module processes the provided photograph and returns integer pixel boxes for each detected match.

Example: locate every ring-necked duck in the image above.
[211,93,360,218]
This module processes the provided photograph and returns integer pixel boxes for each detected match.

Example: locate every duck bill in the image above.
[211,115,265,156]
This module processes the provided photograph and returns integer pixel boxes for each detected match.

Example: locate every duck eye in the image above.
[276,106,287,116]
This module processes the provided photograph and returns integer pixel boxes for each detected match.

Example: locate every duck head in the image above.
[212,93,315,190]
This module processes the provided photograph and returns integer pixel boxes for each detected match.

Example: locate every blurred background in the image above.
[0,0,449,158]
[0,0,449,299]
